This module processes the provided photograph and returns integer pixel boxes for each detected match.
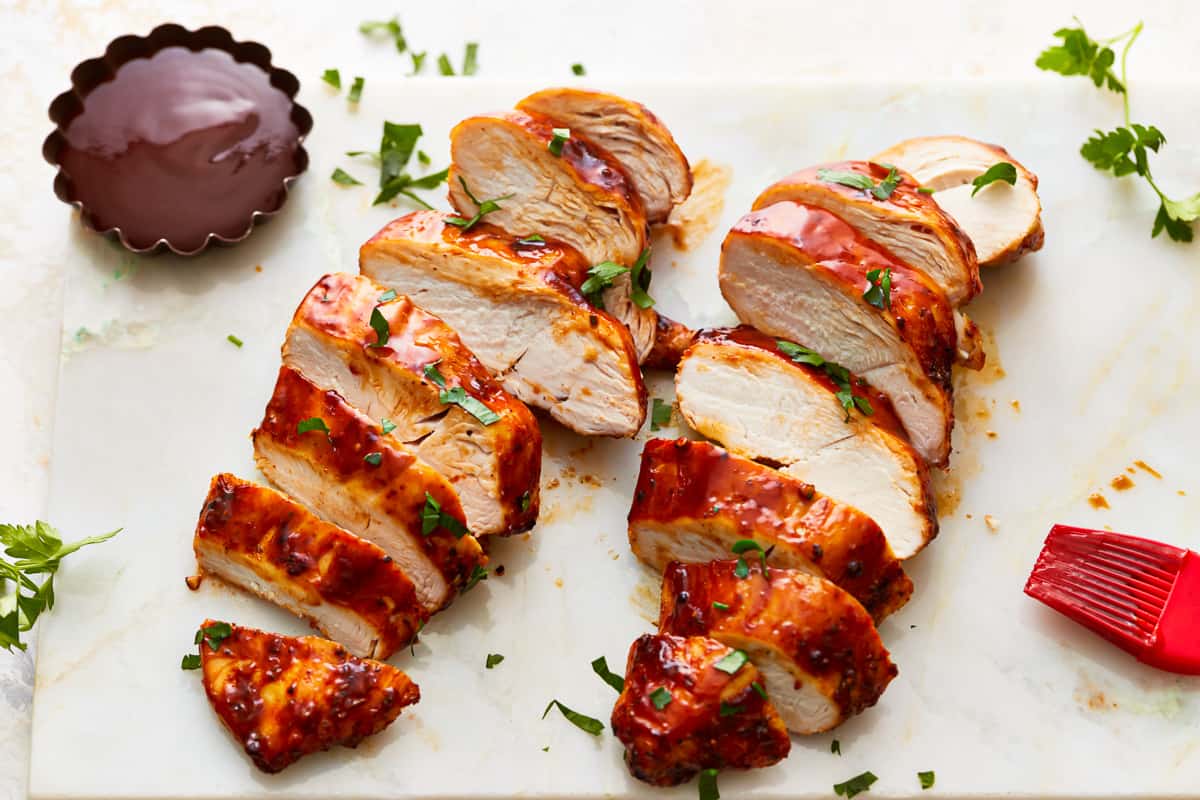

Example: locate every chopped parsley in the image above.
[423,360,501,425]
[418,150,431,166]
[970,162,1017,196]
[346,122,448,207]
[775,340,874,422]
[718,702,740,717]
[751,681,767,699]
[363,452,383,466]
[378,289,398,303]
[698,768,719,800]
[226,334,244,348]
[517,234,546,245]
[713,649,748,675]
[464,565,488,592]
[548,127,571,156]
[917,186,936,194]
[816,166,904,201]
[331,167,363,186]
[734,559,750,579]
[321,69,341,89]
[571,63,586,76]
[180,653,201,670]
[437,53,455,76]
[580,261,628,307]
[650,398,672,431]
[409,51,426,74]
[831,739,842,755]
[650,687,673,710]
[368,306,391,348]
[834,771,878,798]
[486,653,504,669]
[347,76,364,103]
[447,177,513,231]
[359,17,406,52]
[420,492,470,539]
[196,621,232,652]
[462,42,479,75]
[629,248,655,308]
[296,417,330,435]
[862,267,892,310]
[542,699,604,735]
[712,601,730,611]
[919,771,935,790]
[591,655,625,692]
[519,491,532,512]
[380,418,397,435]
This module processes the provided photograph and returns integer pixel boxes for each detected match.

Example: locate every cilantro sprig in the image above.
[1037,20,1199,241]
[0,522,120,651]
[775,340,874,422]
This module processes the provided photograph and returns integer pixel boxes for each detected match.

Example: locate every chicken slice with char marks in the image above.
[252,366,485,612]
[359,212,646,438]
[675,328,937,558]
[197,620,419,773]
[754,161,981,306]
[283,272,540,536]
[193,474,427,659]
[516,87,692,224]
[447,109,658,361]
[658,561,896,734]
[873,135,1044,267]
[628,438,912,620]
[721,200,979,465]
[611,633,790,786]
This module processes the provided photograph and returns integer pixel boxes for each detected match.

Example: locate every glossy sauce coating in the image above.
[659,560,897,719]
[611,633,790,786]
[253,367,484,592]
[629,439,912,620]
[694,326,909,441]
[194,474,427,658]
[729,200,958,390]
[199,620,418,773]
[56,46,302,251]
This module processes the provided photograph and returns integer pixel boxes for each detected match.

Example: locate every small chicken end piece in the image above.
[658,562,896,734]
[612,633,790,786]
[628,438,912,620]
[197,620,419,773]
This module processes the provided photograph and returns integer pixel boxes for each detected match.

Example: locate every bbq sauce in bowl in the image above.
[46,27,310,254]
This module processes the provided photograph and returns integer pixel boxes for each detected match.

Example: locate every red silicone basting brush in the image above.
[1025,524,1200,675]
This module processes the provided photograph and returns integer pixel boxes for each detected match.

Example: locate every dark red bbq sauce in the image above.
[58,46,302,251]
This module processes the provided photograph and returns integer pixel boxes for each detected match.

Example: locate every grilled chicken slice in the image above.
[658,561,896,734]
[194,474,427,659]
[676,328,936,558]
[628,438,912,620]
[360,212,647,438]
[197,620,419,773]
[448,110,657,360]
[611,633,790,786]
[873,135,1044,267]
[283,272,541,536]
[754,161,981,306]
[252,366,485,612]
[516,87,692,224]
[720,200,975,465]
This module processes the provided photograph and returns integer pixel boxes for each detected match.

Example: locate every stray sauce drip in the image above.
[59,47,301,250]
[1110,474,1134,491]
[1088,492,1110,510]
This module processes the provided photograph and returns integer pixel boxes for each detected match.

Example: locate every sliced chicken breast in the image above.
[628,438,912,620]
[283,272,541,536]
[720,200,968,464]
[448,109,657,360]
[360,212,646,437]
[196,620,419,773]
[676,328,937,558]
[642,314,697,371]
[516,87,693,224]
[754,161,981,306]
[658,561,896,734]
[873,135,1044,267]
[611,633,790,786]
[193,474,427,659]
[252,366,485,612]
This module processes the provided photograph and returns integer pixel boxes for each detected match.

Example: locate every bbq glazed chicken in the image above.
[611,633,791,786]
[675,328,936,559]
[874,135,1044,267]
[359,212,647,438]
[448,109,659,361]
[754,161,981,306]
[720,200,983,466]
[283,273,541,536]
[659,561,896,734]
[197,620,419,773]
[515,87,693,225]
[628,438,912,620]
[252,366,485,612]
[193,474,428,659]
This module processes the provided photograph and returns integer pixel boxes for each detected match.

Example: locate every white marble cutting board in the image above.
[28,79,1200,798]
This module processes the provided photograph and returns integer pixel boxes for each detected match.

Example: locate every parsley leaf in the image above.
[437,53,455,76]
[542,699,604,735]
[321,69,341,90]
[580,262,628,307]
[1035,22,1124,92]
[297,417,330,435]
[831,739,842,755]
[650,398,672,431]
[347,76,364,104]
[331,167,363,186]
[698,768,719,800]
[591,655,625,692]
[180,653,201,670]
[381,418,397,435]
[971,162,1018,195]
[0,522,120,651]
[410,51,427,75]
[650,687,673,710]
[369,306,391,348]
[518,234,545,245]
[713,649,748,675]
[863,267,892,310]
[226,334,244,348]
[871,165,903,200]
[363,452,383,466]
[629,248,656,308]
[420,492,470,539]
[447,177,513,231]
[549,127,571,156]
[712,601,730,611]
[464,565,488,592]
[378,289,398,303]
[919,771,936,790]
[776,340,874,421]
[424,361,447,387]
[486,653,504,669]
[731,538,767,573]
[346,122,447,208]
[816,169,876,192]
[718,702,740,717]
[360,17,406,52]
[462,42,479,76]
[834,771,878,798]
[571,63,586,76]
[440,386,501,425]
[519,491,532,512]
[196,621,232,652]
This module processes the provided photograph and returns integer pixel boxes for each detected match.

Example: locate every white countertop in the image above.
[2,1,1197,797]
